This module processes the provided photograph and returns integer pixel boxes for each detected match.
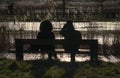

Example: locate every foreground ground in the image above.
[0,58,120,78]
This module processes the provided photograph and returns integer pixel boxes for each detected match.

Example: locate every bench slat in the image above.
[15,39,98,45]
[9,50,90,54]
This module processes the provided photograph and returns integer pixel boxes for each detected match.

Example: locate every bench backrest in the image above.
[15,39,98,45]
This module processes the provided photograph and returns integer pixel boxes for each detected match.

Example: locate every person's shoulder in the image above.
[74,30,81,33]
[50,32,54,35]
[74,30,81,36]
[37,32,42,35]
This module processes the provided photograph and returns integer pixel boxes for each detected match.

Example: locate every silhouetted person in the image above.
[60,20,82,62]
[30,20,57,60]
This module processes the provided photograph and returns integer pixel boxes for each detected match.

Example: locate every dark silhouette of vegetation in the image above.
[111,40,120,57]
[0,26,8,52]
[1,58,120,78]
[0,0,120,21]
[0,58,32,78]
[7,3,15,15]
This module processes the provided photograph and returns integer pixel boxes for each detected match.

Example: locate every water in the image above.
[0,22,120,62]
[1,21,120,45]
[1,21,119,31]
[1,53,120,63]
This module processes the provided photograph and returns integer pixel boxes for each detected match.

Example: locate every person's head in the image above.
[65,20,74,30]
[40,20,53,32]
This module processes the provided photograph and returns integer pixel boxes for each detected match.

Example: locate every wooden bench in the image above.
[10,39,98,62]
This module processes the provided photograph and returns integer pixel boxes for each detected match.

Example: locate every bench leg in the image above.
[16,52,23,60]
[48,53,52,60]
[90,42,98,63]
[48,51,58,60]
[71,53,75,62]
[15,39,23,60]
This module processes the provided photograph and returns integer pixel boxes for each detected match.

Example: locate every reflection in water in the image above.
[1,53,120,63]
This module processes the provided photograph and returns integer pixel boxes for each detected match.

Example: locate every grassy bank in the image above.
[0,58,120,78]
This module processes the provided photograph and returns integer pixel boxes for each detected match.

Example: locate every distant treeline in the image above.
[0,0,120,21]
